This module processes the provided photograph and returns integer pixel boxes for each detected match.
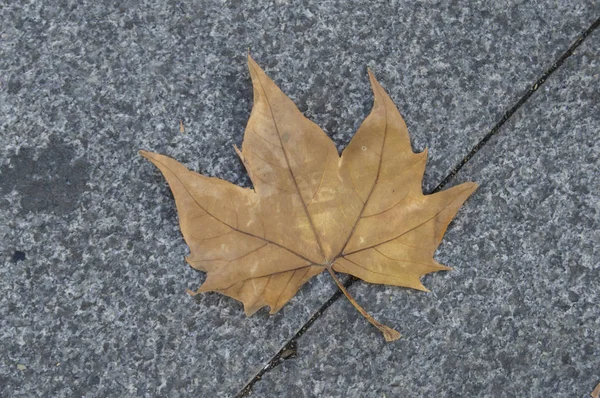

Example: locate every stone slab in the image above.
[0,1,598,396]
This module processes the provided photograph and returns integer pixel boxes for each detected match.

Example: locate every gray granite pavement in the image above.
[0,1,598,397]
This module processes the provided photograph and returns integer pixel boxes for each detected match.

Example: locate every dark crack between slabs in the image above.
[433,16,600,194]
[234,16,600,397]
[234,276,357,398]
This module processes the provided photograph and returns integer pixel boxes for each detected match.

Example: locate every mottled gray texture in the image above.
[0,0,598,397]
[252,30,600,398]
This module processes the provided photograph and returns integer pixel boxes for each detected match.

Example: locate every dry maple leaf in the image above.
[140,55,477,341]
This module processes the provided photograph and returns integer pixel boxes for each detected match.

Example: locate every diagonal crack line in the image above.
[234,276,357,398]
[233,16,599,397]
[432,16,600,194]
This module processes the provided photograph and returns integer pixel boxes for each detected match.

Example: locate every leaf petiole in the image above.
[326,267,401,342]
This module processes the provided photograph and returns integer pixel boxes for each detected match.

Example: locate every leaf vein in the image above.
[148,156,315,263]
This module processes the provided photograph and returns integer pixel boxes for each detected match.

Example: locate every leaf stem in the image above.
[326,267,401,342]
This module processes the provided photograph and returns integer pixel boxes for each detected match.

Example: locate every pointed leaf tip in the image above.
[139,149,155,161]
[247,52,259,70]
[367,68,382,89]
[461,181,480,195]
[416,284,431,293]
[437,264,453,272]
[366,68,389,107]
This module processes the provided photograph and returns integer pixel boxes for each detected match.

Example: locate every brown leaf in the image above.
[141,55,477,341]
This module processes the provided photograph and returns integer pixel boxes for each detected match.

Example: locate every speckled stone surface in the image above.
[251,29,600,398]
[0,1,598,397]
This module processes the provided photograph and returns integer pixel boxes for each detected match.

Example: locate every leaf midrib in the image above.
[334,78,389,260]
[249,61,329,262]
